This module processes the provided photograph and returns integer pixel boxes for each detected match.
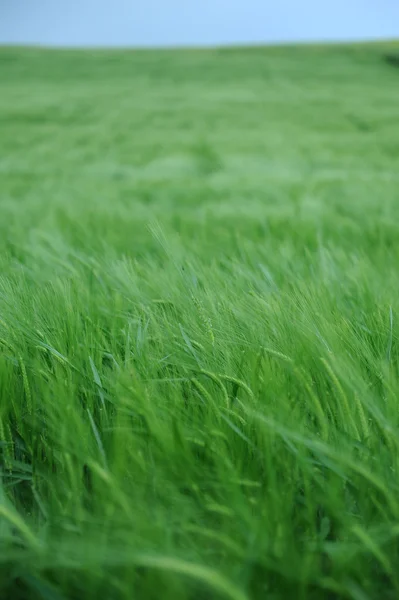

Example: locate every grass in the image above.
[1,41,399,599]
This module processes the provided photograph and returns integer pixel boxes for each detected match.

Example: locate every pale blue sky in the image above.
[1,0,399,47]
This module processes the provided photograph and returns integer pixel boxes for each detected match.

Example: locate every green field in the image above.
[1,42,399,599]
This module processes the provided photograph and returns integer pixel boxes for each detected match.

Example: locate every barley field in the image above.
[1,42,399,599]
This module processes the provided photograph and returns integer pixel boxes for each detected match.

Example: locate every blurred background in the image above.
[1,0,399,47]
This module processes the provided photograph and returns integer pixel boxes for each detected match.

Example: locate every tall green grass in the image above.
[1,42,399,598]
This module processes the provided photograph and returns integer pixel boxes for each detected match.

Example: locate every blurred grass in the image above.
[1,42,399,599]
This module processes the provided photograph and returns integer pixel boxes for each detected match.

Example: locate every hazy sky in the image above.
[1,0,399,47]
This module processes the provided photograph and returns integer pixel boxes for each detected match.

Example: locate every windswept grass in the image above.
[1,42,399,599]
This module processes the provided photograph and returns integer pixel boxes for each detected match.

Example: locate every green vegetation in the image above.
[1,42,399,599]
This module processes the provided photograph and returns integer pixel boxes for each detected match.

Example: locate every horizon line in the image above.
[1,36,398,53]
